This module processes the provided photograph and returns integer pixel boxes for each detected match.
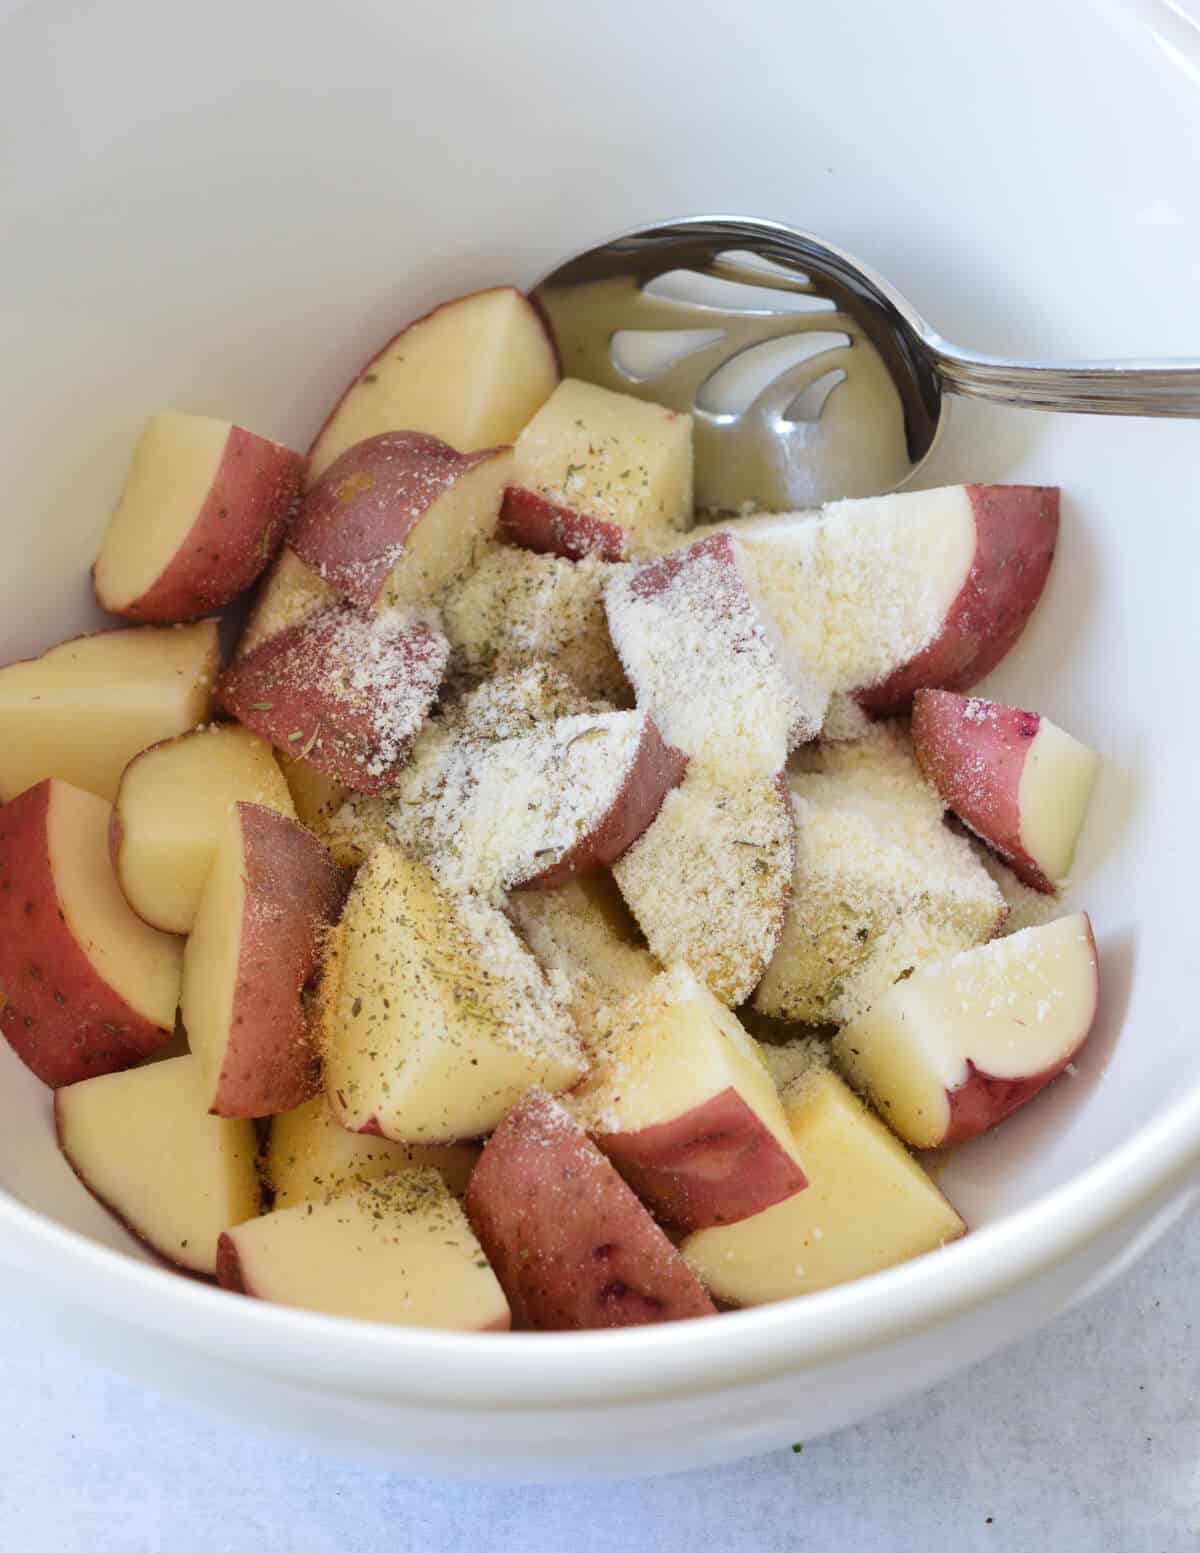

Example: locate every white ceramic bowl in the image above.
[1,0,1198,1481]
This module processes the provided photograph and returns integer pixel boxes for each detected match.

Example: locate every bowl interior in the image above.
[0,0,1197,1291]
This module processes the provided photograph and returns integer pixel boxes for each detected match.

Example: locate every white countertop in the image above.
[1,1207,1195,1552]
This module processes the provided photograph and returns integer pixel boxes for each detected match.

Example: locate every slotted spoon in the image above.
[532,214,1200,511]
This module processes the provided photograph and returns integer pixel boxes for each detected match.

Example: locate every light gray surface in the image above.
[1,1208,1195,1552]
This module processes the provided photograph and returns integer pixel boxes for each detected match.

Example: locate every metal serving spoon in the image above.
[532,214,1200,512]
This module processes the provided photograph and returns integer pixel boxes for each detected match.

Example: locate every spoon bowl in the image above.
[533,215,1200,511]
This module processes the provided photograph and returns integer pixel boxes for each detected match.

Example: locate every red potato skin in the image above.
[97,429,303,624]
[517,716,688,890]
[912,688,1053,892]
[215,1232,250,1293]
[856,485,1060,716]
[210,803,347,1118]
[465,1088,716,1330]
[217,606,448,793]
[595,1085,808,1231]
[290,433,509,609]
[499,485,629,562]
[306,285,558,476]
[0,782,173,1087]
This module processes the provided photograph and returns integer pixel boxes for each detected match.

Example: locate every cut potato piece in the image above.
[112,724,296,934]
[441,544,629,703]
[307,286,558,483]
[265,1094,479,1210]
[501,378,693,560]
[683,1063,965,1303]
[181,802,345,1118]
[0,620,219,802]
[0,780,182,1086]
[238,546,338,658]
[322,845,585,1142]
[613,771,794,1006]
[575,965,807,1229]
[738,483,1059,715]
[466,1088,716,1329]
[55,1054,259,1275]
[218,1169,510,1330]
[754,726,1005,1025]
[93,412,302,623]
[508,873,660,1044]
[833,914,1100,1147]
[219,604,448,793]
[425,707,685,897]
[912,689,1099,893]
[606,531,826,781]
[291,432,510,609]
[276,752,350,847]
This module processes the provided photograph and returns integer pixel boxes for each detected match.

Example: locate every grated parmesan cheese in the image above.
[606,531,827,782]
[441,543,630,702]
[754,725,1006,1025]
[613,769,796,1007]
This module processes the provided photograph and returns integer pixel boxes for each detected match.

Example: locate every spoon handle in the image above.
[926,338,1200,417]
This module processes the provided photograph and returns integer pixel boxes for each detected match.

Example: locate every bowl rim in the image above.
[1,1079,1197,1409]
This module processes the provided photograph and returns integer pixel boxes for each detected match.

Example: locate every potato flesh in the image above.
[56,1055,259,1275]
[612,772,793,1007]
[378,449,512,608]
[0,620,219,801]
[512,378,693,551]
[577,966,796,1157]
[93,412,230,607]
[267,1094,479,1209]
[737,485,977,694]
[223,1169,509,1329]
[508,874,660,1043]
[180,812,246,1104]
[308,287,557,482]
[238,547,338,657]
[116,725,295,933]
[683,1066,964,1302]
[53,782,183,1029]
[833,913,1098,1145]
[1017,719,1100,884]
[323,845,585,1142]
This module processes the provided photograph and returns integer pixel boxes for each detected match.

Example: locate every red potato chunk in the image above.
[111,724,296,934]
[0,780,182,1086]
[0,620,219,803]
[418,706,686,898]
[321,845,585,1143]
[499,378,693,561]
[682,1061,965,1304]
[218,1169,511,1331]
[613,770,795,1007]
[576,965,808,1230]
[93,412,302,623]
[55,1054,260,1275]
[738,483,1059,716]
[466,1088,716,1330]
[290,432,511,610]
[307,285,558,484]
[606,530,827,781]
[218,603,448,793]
[265,1094,479,1210]
[180,802,346,1118]
[833,913,1100,1148]
[912,689,1100,893]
